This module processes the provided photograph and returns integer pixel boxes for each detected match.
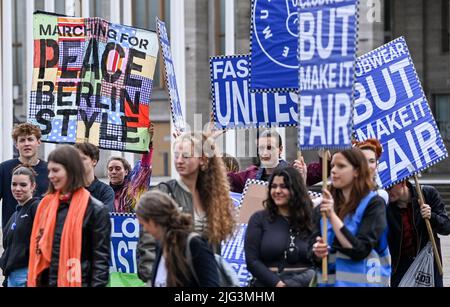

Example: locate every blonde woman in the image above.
[137,132,236,283]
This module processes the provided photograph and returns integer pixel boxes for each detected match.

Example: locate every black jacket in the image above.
[39,196,111,287]
[0,197,40,276]
[150,235,219,287]
[387,182,450,286]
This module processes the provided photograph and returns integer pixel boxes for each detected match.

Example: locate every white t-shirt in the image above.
[154,256,167,287]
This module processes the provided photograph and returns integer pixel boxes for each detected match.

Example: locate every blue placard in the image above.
[250,0,299,92]
[354,37,448,188]
[109,213,140,273]
[211,55,298,129]
[156,17,186,132]
[297,0,358,150]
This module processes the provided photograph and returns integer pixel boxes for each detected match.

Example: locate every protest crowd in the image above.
[0,1,450,289]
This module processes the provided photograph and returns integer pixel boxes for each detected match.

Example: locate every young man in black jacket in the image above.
[387,180,450,287]
[74,143,115,211]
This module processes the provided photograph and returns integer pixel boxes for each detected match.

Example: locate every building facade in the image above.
[0,0,449,176]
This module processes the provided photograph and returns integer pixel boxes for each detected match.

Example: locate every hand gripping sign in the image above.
[353,37,448,188]
[250,0,300,92]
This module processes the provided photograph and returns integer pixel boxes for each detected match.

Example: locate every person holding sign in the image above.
[386,180,450,287]
[312,148,391,287]
[245,167,315,287]
[27,145,111,287]
[107,156,132,212]
[136,190,219,287]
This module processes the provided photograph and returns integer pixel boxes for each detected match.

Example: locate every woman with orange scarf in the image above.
[28,145,111,287]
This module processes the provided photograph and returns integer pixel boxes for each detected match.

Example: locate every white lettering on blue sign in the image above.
[298,0,358,150]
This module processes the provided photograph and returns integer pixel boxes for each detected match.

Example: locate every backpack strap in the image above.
[185,232,201,285]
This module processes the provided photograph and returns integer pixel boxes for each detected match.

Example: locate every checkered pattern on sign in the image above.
[125,75,153,106]
[100,97,124,125]
[100,123,125,151]
[58,41,85,70]
[85,18,109,43]
[101,73,126,98]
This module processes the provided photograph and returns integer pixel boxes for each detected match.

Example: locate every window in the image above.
[132,0,170,89]
[443,0,450,53]
[435,94,450,140]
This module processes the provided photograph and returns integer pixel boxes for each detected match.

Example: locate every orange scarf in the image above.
[28,188,90,287]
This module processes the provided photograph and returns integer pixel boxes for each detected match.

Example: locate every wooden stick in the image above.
[413,175,444,276]
[322,158,328,282]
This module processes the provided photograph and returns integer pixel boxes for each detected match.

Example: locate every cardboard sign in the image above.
[211,55,298,129]
[156,17,186,132]
[29,12,158,153]
[354,37,448,187]
[110,213,139,273]
[250,0,299,92]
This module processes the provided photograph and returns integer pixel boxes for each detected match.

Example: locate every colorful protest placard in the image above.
[28,12,159,153]
[211,55,298,129]
[297,0,359,150]
[156,17,186,132]
[110,213,139,274]
[354,37,448,188]
[250,0,299,92]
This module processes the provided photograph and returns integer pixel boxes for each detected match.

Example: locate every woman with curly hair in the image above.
[137,132,236,283]
[245,167,315,287]
[136,190,219,287]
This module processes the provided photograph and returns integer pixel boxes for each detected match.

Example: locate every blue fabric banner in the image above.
[109,213,139,273]
[297,0,358,150]
[354,37,448,188]
[156,18,186,132]
[250,0,299,92]
[211,55,298,129]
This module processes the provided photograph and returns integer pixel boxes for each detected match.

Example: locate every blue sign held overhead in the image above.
[250,0,299,92]
[211,55,298,129]
[156,17,186,132]
[354,37,448,188]
[297,0,358,150]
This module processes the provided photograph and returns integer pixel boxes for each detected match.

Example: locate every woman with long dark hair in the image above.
[27,145,110,287]
[312,148,391,287]
[245,167,315,287]
[136,190,219,287]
